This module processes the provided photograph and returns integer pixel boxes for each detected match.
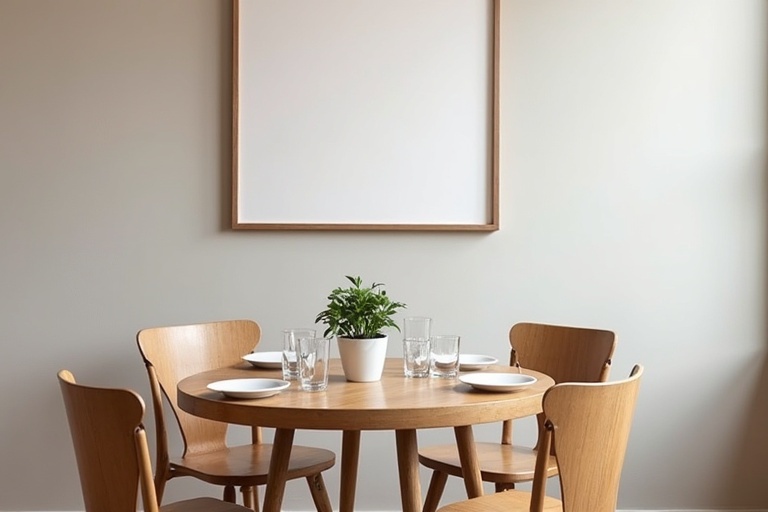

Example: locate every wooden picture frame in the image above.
[232,0,499,231]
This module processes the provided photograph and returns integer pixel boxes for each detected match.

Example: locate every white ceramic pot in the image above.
[336,335,388,382]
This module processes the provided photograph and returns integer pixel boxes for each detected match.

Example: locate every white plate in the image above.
[459,372,537,392]
[242,351,283,369]
[207,378,290,399]
[459,354,499,371]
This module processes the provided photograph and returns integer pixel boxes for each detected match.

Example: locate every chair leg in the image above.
[495,482,515,492]
[422,471,448,512]
[223,485,237,503]
[241,485,259,511]
[306,473,333,512]
[154,467,171,504]
[154,476,167,505]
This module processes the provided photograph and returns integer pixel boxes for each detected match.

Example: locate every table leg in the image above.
[453,425,484,498]
[340,430,361,512]
[395,429,422,512]
[262,427,295,512]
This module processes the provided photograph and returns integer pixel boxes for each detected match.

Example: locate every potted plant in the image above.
[316,275,407,382]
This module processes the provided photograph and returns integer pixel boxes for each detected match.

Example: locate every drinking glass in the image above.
[282,328,316,380]
[298,337,331,391]
[403,316,431,341]
[402,316,432,378]
[403,339,431,378]
[430,334,460,378]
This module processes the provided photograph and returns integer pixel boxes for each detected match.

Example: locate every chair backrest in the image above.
[530,365,643,512]
[509,322,616,384]
[503,322,617,444]
[58,370,160,512]
[136,320,261,457]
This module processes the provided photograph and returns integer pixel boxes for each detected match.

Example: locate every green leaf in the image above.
[315,275,407,338]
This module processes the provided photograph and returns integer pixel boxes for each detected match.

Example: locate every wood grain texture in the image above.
[340,430,361,512]
[436,366,643,512]
[418,321,616,510]
[137,320,335,511]
[178,359,552,430]
[177,358,553,512]
[57,370,252,512]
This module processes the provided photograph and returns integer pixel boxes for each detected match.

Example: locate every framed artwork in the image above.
[233,0,499,231]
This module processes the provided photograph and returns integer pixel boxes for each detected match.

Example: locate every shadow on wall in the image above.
[725,125,768,507]
[725,352,768,507]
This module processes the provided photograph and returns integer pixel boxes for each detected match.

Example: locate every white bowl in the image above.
[458,354,498,371]
[242,351,283,369]
[207,378,290,399]
[459,372,537,392]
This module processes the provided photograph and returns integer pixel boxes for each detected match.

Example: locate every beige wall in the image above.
[1,1,766,510]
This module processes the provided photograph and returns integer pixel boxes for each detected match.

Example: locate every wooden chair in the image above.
[136,320,335,511]
[58,369,252,512]
[435,364,643,512]
[418,322,616,511]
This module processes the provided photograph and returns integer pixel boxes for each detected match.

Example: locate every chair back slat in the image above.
[136,320,261,456]
[58,370,152,512]
[509,322,616,384]
[504,322,617,447]
[543,365,643,512]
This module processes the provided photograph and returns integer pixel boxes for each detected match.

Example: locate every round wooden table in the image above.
[177,358,553,512]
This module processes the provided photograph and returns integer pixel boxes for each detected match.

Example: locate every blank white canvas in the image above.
[236,0,493,225]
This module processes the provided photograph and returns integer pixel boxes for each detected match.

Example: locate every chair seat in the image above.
[418,442,558,483]
[171,444,336,486]
[161,496,253,512]
[437,489,563,512]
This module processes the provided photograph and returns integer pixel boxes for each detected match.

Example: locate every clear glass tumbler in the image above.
[282,328,316,380]
[402,317,432,378]
[430,334,461,378]
[298,337,331,391]
[403,339,431,378]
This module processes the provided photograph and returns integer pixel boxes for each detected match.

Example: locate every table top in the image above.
[177,358,554,431]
